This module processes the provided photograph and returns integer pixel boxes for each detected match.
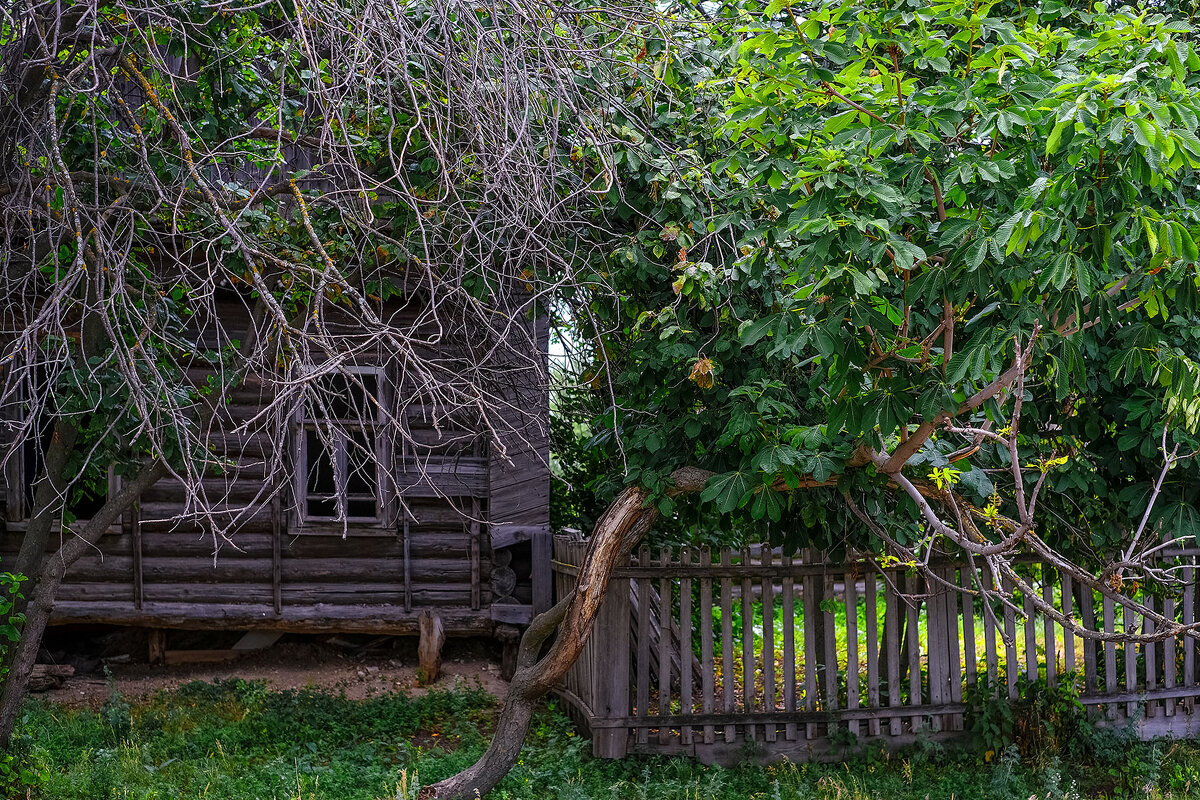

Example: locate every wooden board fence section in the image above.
[551,537,1200,765]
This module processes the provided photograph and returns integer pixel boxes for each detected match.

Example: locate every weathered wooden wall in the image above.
[0,293,550,637]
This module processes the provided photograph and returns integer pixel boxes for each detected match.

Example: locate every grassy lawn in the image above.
[10,679,1200,800]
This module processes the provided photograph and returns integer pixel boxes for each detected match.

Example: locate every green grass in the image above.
[10,679,1200,799]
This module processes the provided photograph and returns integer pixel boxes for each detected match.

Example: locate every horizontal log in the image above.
[49,600,497,635]
[66,555,485,583]
[122,581,488,606]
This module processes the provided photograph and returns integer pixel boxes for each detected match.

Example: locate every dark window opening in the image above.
[21,420,108,521]
[301,368,383,522]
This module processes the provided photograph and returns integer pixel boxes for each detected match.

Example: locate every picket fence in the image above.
[551,537,1200,764]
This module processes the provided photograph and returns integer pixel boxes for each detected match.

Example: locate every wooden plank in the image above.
[1043,567,1057,687]
[925,571,945,733]
[1081,583,1097,696]
[636,547,651,746]
[885,571,901,737]
[782,553,797,741]
[985,586,998,689]
[824,570,839,736]
[658,548,673,745]
[680,547,694,745]
[1164,596,1176,718]
[866,569,880,737]
[1023,574,1037,680]
[945,567,963,731]
[741,547,755,741]
[1003,577,1018,700]
[1125,599,1139,719]
[1062,574,1075,678]
[700,547,715,745]
[906,572,922,729]
[720,549,735,743]
[1104,594,1117,720]
[961,568,977,689]
[1145,594,1157,719]
[593,565,631,757]
[1186,565,1196,714]
[845,565,860,738]
[761,549,776,743]
[803,560,819,740]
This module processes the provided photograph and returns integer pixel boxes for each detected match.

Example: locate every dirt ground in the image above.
[37,633,510,710]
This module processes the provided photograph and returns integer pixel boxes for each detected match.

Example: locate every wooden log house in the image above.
[0,289,552,655]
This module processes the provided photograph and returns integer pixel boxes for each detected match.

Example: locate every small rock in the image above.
[366,666,379,674]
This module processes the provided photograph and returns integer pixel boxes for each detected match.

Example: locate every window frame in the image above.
[294,365,392,527]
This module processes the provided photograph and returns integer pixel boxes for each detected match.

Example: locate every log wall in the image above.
[0,295,550,637]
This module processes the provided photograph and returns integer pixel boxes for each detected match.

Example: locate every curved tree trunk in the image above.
[0,460,166,750]
[425,467,711,800]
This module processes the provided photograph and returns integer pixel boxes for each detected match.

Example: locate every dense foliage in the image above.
[568,0,1200,565]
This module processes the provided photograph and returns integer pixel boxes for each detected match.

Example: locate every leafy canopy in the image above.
[577,0,1200,557]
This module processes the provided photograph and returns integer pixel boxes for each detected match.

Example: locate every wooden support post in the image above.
[470,498,482,611]
[401,518,413,613]
[271,495,282,615]
[593,566,631,757]
[131,502,144,610]
[497,624,521,682]
[148,629,166,666]
[418,610,445,685]
[532,526,552,616]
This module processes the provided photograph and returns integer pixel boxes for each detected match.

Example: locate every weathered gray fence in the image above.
[551,537,1200,764]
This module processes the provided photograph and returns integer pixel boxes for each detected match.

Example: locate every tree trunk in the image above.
[425,467,711,800]
[0,460,167,749]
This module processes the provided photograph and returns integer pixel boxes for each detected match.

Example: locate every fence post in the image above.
[592,569,631,757]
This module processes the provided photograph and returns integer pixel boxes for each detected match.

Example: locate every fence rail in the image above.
[551,537,1200,765]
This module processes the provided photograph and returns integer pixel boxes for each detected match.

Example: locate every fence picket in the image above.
[783,554,797,741]
[1081,584,1097,698]
[1165,595,1176,719]
[945,567,963,731]
[762,549,777,743]
[906,572,922,730]
[1144,594,1156,719]
[961,568,977,690]
[866,570,880,737]
[985,587,998,689]
[1185,565,1195,714]
[1125,599,1138,720]
[1003,577,1018,700]
[741,547,755,741]
[803,559,819,741]
[885,571,902,737]
[845,565,860,738]
[680,546,694,744]
[720,549,735,743]
[1023,574,1037,681]
[823,569,840,736]
[700,547,716,743]
[658,548,672,745]
[1062,574,1075,679]
[1104,594,1117,720]
[1043,568,1057,687]
[636,546,651,745]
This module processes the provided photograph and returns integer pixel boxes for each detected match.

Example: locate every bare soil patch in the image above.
[37,632,509,710]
